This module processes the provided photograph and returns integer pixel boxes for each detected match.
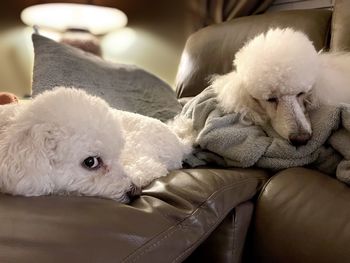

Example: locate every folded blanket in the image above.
[178,87,350,184]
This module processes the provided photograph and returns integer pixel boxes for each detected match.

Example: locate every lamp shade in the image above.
[20,3,128,35]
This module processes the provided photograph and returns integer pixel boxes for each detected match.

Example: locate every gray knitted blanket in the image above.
[179,87,350,185]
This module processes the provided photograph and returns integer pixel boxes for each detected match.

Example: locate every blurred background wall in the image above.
[0,0,191,97]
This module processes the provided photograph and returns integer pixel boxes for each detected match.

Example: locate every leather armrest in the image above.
[0,168,267,263]
[250,167,350,263]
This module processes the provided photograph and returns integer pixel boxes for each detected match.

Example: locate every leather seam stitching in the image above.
[123,176,264,262]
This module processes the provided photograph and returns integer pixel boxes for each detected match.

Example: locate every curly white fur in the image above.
[213,28,350,145]
[0,88,191,202]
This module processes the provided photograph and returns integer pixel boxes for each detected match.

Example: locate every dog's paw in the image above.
[123,156,168,188]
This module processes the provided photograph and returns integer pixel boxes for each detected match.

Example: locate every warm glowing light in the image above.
[102,28,136,54]
[20,3,128,35]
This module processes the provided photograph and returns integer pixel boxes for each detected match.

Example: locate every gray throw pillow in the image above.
[31,34,182,122]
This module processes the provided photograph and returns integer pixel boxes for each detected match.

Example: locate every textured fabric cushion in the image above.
[32,34,181,122]
[175,9,332,98]
[0,168,267,262]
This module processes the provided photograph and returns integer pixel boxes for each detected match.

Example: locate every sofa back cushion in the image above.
[330,0,350,52]
[175,9,332,98]
[31,34,181,122]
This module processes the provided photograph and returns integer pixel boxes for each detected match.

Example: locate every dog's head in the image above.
[0,88,136,202]
[214,28,319,146]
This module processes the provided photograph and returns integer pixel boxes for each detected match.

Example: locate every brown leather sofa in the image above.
[1,2,350,263]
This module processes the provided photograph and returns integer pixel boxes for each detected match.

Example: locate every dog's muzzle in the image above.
[289,132,311,146]
[126,184,142,200]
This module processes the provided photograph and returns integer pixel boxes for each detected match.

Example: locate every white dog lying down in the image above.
[0,88,191,203]
[213,28,350,146]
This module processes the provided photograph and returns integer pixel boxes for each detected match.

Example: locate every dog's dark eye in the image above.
[82,156,102,170]
[297,92,305,97]
[267,97,278,103]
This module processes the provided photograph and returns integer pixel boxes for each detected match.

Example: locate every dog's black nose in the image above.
[289,133,311,146]
[126,184,142,200]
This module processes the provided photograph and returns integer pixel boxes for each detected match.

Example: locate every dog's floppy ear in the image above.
[212,71,267,124]
[211,71,241,113]
[21,123,63,162]
[0,121,64,196]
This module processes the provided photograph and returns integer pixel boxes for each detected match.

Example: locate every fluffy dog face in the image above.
[0,88,136,202]
[253,92,312,144]
[214,28,318,145]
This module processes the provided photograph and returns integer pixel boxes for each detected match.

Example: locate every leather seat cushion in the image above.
[0,168,267,263]
[250,167,350,263]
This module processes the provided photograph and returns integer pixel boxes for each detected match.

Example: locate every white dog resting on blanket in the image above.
[212,28,350,146]
[0,88,191,203]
